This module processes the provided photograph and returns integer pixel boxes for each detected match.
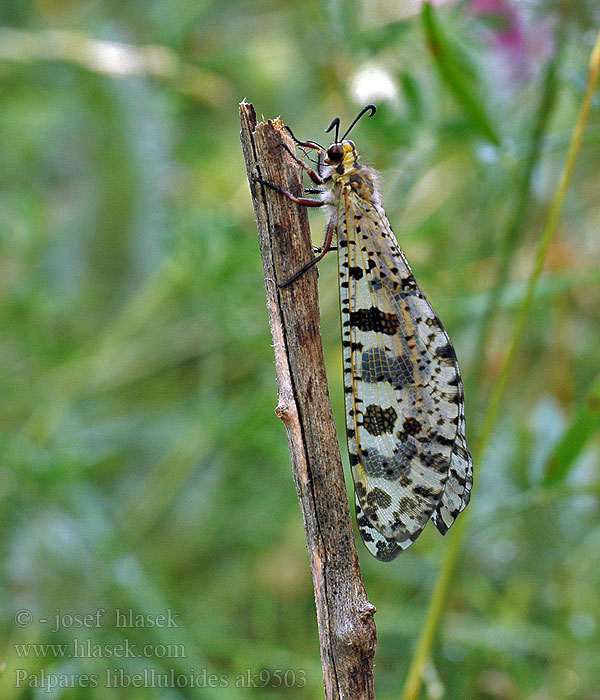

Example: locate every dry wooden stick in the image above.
[239,100,377,700]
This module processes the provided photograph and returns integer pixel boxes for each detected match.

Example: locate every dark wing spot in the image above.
[375,541,401,561]
[413,484,437,498]
[359,528,375,543]
[350,307,400,335]
[363,405,398,436]
[396,496,419,513]
[361,348,414,389]
[403,417,422,436]
[354,481,367,499]
[400,275,418,291]
[366,487,393,509]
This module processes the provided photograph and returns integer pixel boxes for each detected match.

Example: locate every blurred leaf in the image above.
[400,72,423,121]
[421,2,500,145]
[544,372,600,485]
[363,19,413,54]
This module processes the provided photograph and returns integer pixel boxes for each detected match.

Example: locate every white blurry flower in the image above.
[350,63,399,106]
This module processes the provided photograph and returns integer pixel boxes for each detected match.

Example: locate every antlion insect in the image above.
[254,105,472,561]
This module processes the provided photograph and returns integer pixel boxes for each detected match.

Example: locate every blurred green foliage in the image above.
[0,1,599,699]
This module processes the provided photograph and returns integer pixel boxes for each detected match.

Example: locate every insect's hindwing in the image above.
[335,178,472,560]
[432,410,472,534]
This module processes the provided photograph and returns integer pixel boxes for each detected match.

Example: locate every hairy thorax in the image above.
[325,162,380,207]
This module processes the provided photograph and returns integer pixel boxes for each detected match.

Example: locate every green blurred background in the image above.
[1,1,599,698]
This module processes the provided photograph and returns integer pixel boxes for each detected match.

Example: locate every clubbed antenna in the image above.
[341,104,376,140]
[325,116,341,143]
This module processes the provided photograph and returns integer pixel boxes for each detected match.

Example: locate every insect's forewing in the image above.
[336,185,472,560]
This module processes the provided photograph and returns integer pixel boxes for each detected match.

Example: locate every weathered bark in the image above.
[239,100,377,700]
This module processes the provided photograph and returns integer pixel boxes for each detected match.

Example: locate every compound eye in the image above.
[327,144,343,162]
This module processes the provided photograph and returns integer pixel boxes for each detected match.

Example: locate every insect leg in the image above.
[283,125,324,152]
[253,170,333,286]
[277,143,324,184]
[279,220,335,288]
[253,176,324,207]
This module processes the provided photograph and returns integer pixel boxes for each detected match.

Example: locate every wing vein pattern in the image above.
[335,184,472,561]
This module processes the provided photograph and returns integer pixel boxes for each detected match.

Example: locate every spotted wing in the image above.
[432,410,472,534]
[336,190,471,560]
